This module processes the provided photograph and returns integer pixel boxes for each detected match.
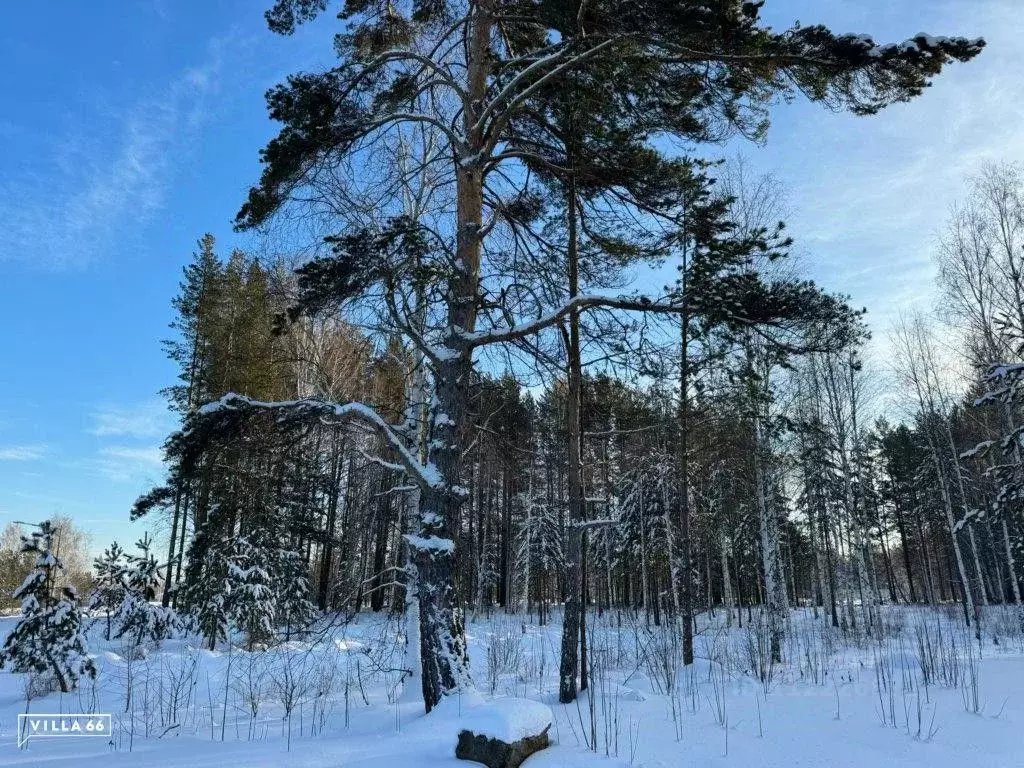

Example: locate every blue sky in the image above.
[0,0,1020,554]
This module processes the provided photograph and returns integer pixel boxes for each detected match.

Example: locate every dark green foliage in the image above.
[227,534,277,649]
[130,484,175,522]
[163,234,223,414]
[265,0,329,35]
[276,548,318,640]
[238,0,982,235]
[283,215,432,325]
[236,72,367,229]
[178,502,319,649]
[178,516,232,649]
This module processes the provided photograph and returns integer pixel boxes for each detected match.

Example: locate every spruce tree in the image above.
[164,233,224,415]
[276,547,318,641]
[178,517,232,650]
[227,534,277,650]
[0,521,96,693]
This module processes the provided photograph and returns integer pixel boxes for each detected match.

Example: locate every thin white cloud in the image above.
[90,400,174,439]
[0,36,228,268]
[0,445,46,461]
[100,446,164,466]
[93,445,165,483]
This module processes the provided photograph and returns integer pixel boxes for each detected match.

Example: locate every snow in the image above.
[421,462,443,488]
[428,692,551,742]
[38,552,58,566]
[847,32,986,60]
[987,363,1024,380]
[3,605,1024,767]
[404,534,456,553]
[12,571,42,600]
[960,440,994,459]
[461,697,551,742]
[428,345,462,362]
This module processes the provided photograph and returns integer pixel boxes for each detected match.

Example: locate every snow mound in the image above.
[612,684,646,702]
[461,697,552,742]
[427,692,552,743]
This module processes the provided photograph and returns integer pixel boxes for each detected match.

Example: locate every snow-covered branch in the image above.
[573,518,618,530]
[196,394,445,492]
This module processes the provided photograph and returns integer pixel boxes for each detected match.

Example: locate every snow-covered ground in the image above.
[1,604,1022,767]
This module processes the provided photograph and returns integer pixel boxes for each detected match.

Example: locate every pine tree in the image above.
[236,0,981,711]
[114,534,181,652]
[88,540,127,641]
[0,521,96,693]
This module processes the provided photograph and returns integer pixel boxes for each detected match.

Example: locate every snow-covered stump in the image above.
[454,698,552,768]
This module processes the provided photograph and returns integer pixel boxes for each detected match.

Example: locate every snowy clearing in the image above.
[1,604,1022,767]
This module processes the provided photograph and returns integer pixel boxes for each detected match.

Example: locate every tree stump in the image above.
[454,698,552,768]
[456,725,550,768]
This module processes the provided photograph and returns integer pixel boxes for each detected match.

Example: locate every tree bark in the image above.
[676,302,694,665]
[411,0,495,711]
[558,157,586,704]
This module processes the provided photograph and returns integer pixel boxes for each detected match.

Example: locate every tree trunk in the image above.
[318,446,344,609]
[925,432,976,630]
[163,486,183,607]
[558,161,586,704]
[676,308,694,666]
[892,494,918,603]
[753,406,786,663]
[720,529,734,627]
[1002,518,1021,604]
[410,0,494,710]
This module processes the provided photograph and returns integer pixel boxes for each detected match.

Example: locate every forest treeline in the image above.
[143,205,1024,617]
[131,158,1024,700]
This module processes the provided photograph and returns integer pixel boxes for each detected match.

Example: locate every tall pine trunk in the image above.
[409,0,495,710]
[559,164,586,704]
[676,297,694,666]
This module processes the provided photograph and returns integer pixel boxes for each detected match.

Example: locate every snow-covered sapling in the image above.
[88,540,127,640]
[275,546,317,641]
[228,535,277,650]
[0,520,96,693]
[114,533,181,652]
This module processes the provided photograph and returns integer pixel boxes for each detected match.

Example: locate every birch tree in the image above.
[892,314,979,630]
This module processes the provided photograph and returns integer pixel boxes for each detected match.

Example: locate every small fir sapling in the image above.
[275,546,318,641]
